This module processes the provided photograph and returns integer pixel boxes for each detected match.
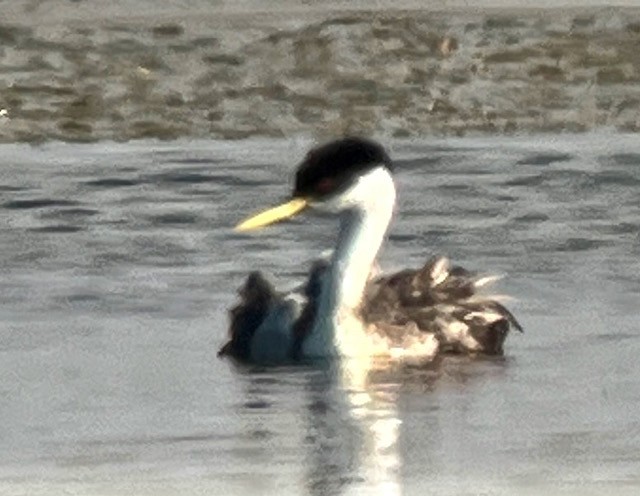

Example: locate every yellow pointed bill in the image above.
[235,197,308,231]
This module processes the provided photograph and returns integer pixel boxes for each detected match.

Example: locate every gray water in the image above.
[1,133,639,495]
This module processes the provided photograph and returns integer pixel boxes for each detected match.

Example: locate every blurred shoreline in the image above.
[5,1,640,22]
[1,1,640,143]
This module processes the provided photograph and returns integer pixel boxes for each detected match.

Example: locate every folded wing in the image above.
[362,256,523,355]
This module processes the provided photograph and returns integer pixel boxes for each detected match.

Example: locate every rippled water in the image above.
[1,133,639,495]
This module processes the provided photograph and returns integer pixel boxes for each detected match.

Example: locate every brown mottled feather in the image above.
[362,256,523,355]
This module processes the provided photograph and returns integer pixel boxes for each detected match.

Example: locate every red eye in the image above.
[316,178,335,194]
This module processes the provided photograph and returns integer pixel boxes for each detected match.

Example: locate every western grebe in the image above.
[219,137,522,364]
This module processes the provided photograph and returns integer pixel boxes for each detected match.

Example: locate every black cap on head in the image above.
[293,137,392,200]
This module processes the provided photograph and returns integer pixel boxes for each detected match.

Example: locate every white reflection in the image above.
[341,358,401,496]
[304,358,403,496]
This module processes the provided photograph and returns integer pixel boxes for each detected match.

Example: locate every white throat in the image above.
[303,166,396,357]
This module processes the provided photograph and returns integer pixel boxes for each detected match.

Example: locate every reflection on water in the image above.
[1,135,639,494]
[243,365,405,496]
[232,355,510,496]
[316,359,404,496]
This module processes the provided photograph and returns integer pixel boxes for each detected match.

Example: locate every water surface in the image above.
[0,133,639,495]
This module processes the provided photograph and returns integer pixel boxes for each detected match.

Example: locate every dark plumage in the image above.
[218,272,275,360]
[294,137,392,200]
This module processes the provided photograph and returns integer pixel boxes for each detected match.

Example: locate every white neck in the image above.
[303,166,396,357]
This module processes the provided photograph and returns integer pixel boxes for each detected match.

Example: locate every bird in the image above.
[218,137,522,364]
